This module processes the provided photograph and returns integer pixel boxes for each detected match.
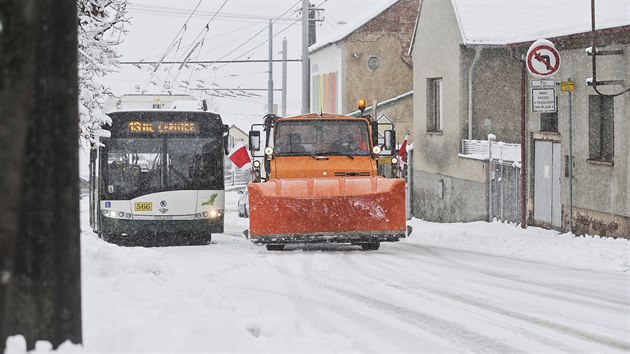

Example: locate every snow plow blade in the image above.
[248,177,406,244]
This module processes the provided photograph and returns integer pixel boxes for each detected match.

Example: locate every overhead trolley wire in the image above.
[170,0,230,90]
[143,0,204,93]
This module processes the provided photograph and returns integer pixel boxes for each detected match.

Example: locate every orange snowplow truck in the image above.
[247,103,407,251]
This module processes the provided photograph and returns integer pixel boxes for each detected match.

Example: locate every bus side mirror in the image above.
[384,130,396,151]
[249,131,261,152]
[223,124,230,155]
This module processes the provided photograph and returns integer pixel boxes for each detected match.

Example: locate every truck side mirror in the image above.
[249,131,261,152]
[384,130,396,151]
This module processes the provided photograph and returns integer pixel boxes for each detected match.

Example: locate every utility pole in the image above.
[308,2,318,46]
[0,0,82,351]
[267,20,274,114]
[301,0,309,113]
[282,38,288,116]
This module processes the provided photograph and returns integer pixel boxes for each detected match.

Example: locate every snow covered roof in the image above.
[452,0,630,45]
[309,0,399,53]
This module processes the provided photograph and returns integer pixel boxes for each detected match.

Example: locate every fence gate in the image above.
[490,160,522,224]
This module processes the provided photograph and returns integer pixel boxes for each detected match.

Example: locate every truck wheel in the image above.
[361,242,380,251]
[266,244,285,251]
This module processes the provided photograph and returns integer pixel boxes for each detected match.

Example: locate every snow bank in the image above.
[406,218,630,273]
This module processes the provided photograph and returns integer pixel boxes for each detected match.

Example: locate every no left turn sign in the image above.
[526,39,561,78]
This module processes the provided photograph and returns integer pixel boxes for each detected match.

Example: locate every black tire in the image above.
[266,244,285,251]
[361,241,380,251]
[189,233,212,245]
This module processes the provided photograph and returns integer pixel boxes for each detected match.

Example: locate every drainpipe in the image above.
[468,46,483,140]
[507,43,528,229]
[488,133,496,222]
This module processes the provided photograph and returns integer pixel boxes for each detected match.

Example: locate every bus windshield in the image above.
[103,137,223,200]
[274,120,370,156]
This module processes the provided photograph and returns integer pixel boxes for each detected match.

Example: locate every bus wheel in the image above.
[266,244,285,251]
[191,233,212,245]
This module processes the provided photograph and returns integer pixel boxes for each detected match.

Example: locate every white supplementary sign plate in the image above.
[532,88,556,113]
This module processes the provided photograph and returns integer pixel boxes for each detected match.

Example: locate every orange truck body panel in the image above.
[248,177,406,242]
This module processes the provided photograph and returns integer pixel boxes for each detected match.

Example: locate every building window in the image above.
[540,111,558,132]
[588,95,614,162]
[427,78,442,132]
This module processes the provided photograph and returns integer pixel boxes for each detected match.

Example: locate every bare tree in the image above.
[0,0,82,350]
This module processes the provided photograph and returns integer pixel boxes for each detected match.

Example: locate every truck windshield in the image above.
[274,120,370,156]
[103,137,223,199]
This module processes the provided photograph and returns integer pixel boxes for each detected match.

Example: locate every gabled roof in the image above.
[309,0,399,53]
[410,0,629,53]
[452,0,629,45]
[229,124,248,136]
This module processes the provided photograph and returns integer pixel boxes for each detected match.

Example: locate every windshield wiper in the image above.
[169,165,191,185]
[313,151,354,159]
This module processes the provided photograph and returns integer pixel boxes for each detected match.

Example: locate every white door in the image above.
[534,141,562,227]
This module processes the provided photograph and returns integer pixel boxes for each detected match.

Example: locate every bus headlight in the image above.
[372,146,382,155]
[264,146,274,157]
[101,209,130,219]
[253,160,261,168]
[199,210,222,219]
[391,157,398,164]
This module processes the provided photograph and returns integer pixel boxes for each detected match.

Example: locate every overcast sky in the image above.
[101,0,394,130]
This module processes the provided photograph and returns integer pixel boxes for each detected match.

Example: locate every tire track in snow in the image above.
[265,253,457,352]
[357,250,630,352]
[393,242,629,308]
[270,254,523,354]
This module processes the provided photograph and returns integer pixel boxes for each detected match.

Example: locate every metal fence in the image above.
[224,169,250,186]
[490,161,521,224]
[461,139,522,224]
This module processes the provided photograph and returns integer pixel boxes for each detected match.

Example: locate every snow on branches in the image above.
[77,0,128,145]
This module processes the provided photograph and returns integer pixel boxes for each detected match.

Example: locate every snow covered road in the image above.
[6,189,629,353]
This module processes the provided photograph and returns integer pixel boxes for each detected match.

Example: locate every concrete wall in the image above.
[340,0,418,135]
[468,47,522,143]
[342,33,413,114]
[410,0,488,222]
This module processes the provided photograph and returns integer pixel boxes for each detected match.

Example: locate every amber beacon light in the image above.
[358,99,366,112]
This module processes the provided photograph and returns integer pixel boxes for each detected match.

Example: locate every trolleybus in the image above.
[89,108,229,246]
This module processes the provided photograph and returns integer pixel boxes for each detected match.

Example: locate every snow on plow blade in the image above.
[248,176,406,244]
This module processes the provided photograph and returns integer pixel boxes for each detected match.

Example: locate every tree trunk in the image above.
[0,0,82,350]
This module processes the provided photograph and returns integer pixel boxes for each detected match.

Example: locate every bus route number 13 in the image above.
[134,202,152,212]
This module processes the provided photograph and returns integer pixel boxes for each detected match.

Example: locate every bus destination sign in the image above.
[128,121,198,134]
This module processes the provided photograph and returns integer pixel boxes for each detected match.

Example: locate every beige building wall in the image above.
[342,34,413,116]
[411,0,488,222]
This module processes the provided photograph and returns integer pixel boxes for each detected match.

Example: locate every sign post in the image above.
[561,79,575,233]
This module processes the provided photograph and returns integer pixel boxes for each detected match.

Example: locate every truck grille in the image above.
[334,172,371,176]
